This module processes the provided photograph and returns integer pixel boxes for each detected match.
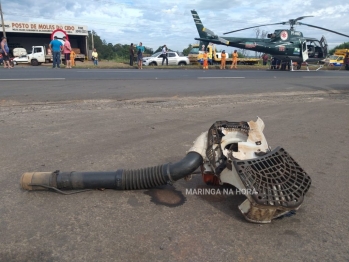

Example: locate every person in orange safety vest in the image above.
[220,50,226,69]
[203,50,209,70]
[230,50,238,69]
[70,50,76,67]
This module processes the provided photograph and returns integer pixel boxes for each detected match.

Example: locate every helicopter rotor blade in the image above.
[298,22,349,38]
[223,22,284,35]
[294,16,314,22]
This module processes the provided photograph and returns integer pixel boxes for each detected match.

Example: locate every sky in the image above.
[2,0,349,52]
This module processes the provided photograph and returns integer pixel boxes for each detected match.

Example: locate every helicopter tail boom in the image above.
[191,10,230,46]
[191,10,207,39]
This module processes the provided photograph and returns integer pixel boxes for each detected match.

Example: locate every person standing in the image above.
[270,57,276,70]
[343,52,349,70]
[92,48,98,66]
[203,50,209,70]
[49,36,63,68]
[208,51,212,65]
[129,43,134,66]
[276,59,281,70]
[63,36,72,69]
[262,53,268,66]
[136,42,145,69]
[230,50,238,69]
[161,44,168,66]
[220,50,226,69]
[0,37,13,69]
[70,49,76,67]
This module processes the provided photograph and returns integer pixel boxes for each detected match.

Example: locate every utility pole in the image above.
[91,31,94,49]
[88,30,94,50]
[0,0,6,38]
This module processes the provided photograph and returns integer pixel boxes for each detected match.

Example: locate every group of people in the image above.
[129,43,170,69]
[129,42,146,69]
[49,36,74,69]
[202,49,239,70]
[1,37,13,69]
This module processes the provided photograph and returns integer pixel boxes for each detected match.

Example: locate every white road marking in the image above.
[1,78,66,81]
[302,76,349,79]
[76,70,157,73]
[198,77,245,79]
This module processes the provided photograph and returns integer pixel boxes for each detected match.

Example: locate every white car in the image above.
[13,54,30,65]
[143,51,190,66]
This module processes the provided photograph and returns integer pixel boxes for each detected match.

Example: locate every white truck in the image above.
[27,46,85,66]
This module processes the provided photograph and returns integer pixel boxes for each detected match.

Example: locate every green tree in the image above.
[87,31,154,61]
[182,44,193,56]
[237,52,245,58]
[154,46,163,53]
[154,45,174,53]
[329,42,349,54]
[88,30,103,51]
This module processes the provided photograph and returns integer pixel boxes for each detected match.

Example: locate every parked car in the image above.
[13,53,30,65]
[143,51,190,66]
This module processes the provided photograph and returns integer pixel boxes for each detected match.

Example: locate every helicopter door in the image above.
[302,41,308,62]
[320,36,328,57]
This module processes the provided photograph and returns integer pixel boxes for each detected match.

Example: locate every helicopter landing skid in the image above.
[290,60,324,72]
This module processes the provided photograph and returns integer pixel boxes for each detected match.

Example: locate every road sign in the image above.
[51,29,68,45]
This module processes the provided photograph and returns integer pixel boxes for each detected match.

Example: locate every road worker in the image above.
[70,49,76,67]
[231,50,238,69]
[220,50,226,69]
[203,50,209,70]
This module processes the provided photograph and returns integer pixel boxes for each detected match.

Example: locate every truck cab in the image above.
[28,46,46,66]
[195,45,260,65]
[328,49,349,66]
[197,45,218,65]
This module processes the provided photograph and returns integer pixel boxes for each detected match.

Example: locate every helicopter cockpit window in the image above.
[305,40,324,58]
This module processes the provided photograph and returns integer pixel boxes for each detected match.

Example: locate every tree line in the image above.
[329,42,349,54]
[88,31,153,61]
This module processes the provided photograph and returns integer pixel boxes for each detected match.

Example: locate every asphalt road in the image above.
[0,68,348,261]
[1,67,348,104]
[1,66,349,80]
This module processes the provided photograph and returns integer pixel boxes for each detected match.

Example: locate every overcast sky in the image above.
[2,0,349,52]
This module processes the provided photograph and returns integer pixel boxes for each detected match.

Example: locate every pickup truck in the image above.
[28,46,85,66]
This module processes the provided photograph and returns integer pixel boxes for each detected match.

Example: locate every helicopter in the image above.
[191,10,349,69]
